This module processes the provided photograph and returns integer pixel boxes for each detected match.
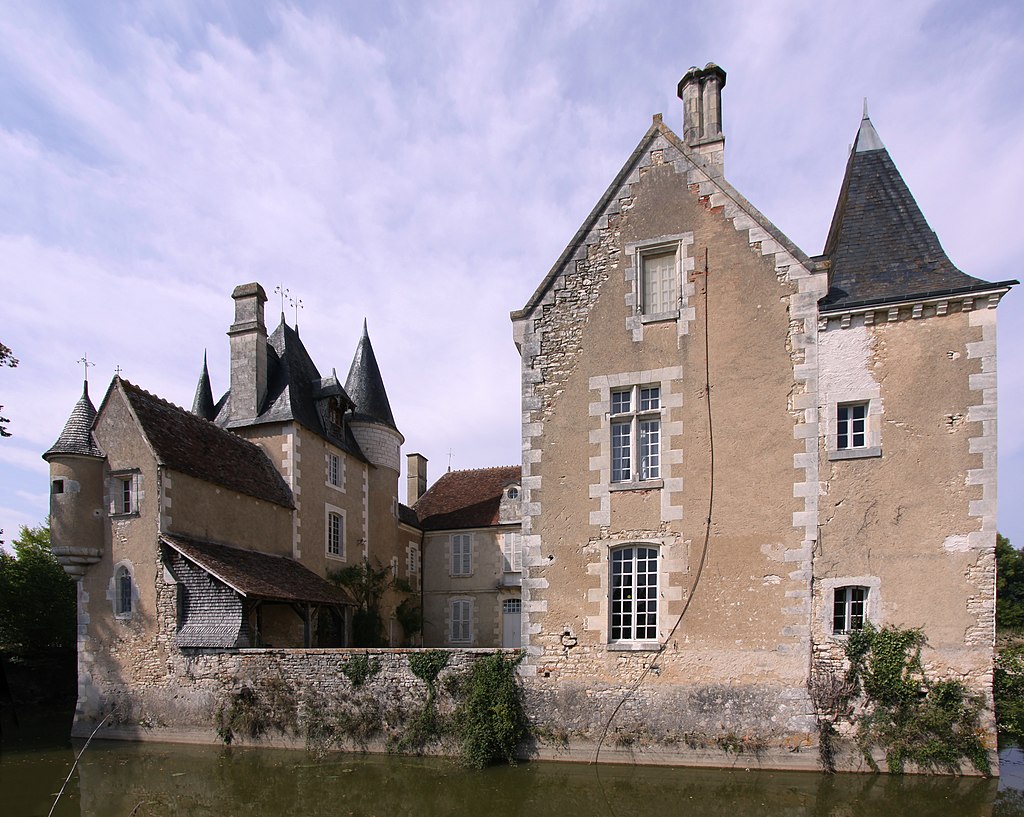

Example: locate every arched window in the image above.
[115,565,133,616]
[610,546,658,641]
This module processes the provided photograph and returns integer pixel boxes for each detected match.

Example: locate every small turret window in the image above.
[51,479,64,494]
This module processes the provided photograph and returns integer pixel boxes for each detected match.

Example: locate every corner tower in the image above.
[344,320,404,473]
[43,381,105,577]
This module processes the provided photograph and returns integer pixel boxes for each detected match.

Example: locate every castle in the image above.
[46,64,1014,770]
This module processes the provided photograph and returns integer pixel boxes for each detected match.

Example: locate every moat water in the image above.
[2,711,1023,817]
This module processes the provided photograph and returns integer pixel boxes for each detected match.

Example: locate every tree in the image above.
[997,533,1024,631]
[0,522,76,652]
[0,341,18,438]
[330,559,394,647]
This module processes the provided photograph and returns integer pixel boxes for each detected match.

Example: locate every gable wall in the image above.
[516,132,827,748]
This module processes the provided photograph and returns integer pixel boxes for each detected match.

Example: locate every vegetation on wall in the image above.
[450,651,527,769]
[842,624,990,775]
[214,651,527,769]
[340,654,381,687]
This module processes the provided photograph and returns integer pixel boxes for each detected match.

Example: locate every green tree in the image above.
[997,533,1024,630]
[0,341,18,438]
[0,522,76,652]
[330,559,394,647]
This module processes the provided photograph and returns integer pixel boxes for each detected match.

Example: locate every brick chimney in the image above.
[407,452,428,505]
[227,283,268,422]
[677,63,726,174]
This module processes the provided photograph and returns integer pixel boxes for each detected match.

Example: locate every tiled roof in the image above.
[820,114,996,311]
[162,534,355,606]
[117,378,294,508]
[43,381,103,460]
[345,321,398,431]
[216,320,367,462]
[413,466,521,531]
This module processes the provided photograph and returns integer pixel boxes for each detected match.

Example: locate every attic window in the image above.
[506,487,519,500]
[328,399,344,429]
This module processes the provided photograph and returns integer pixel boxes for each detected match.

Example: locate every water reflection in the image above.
[4,736,1024,817]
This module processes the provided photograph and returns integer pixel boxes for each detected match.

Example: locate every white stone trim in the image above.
[325,503,346,562]
[623,233,695,341]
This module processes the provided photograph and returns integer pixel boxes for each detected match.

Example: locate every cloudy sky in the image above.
[1,0,1021,548]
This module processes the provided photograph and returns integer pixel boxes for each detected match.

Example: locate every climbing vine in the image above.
[451,651,527,769]
[842,624,990,775]
[994,643,1024,739]
[341,654,381,687]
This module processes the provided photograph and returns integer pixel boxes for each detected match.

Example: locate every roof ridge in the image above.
[443,464,520,475]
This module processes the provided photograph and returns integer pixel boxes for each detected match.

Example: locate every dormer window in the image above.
[328,399,344,431]
[506,486,519,500]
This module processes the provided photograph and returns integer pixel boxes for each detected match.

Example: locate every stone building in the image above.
[409,459,522,648]
[45,283,422,729]
[511,64,1015,767]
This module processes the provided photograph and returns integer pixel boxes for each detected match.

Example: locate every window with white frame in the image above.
[110,472,139,516]
[114,564,133,617]
[640,250,678,316]
[502,532,522,572]
[326,510,345,559]
[327,452,341,487]
[450,599,472,643]
[610,546,658,641]
[451,533,472,576]
[833,586,867,634]
[837,402,868,450]
[611,386,662,483]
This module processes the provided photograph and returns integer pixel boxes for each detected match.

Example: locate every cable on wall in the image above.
[592,248,717,764]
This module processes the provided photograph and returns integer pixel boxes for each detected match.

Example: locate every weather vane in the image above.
[77,354,96,384]
[290,294,303,328]
[447,448,454,472]
[274,284,289,318]
[114,364,123,377]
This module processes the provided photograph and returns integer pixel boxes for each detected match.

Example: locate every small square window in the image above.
[837,403,868,450]
[52,479,64,495]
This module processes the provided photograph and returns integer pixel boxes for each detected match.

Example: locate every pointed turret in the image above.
[821,107,989,310]
[43,381,103,461]
[343,320,403,474]
[43,380,106,578]
[345,320,398,431]
[192,352,215,420]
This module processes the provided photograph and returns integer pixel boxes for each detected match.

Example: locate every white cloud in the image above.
[0,0,1021,542]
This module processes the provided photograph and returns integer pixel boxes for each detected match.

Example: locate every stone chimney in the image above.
[407,452,428,505]
[677,63,727,173]
[227,283,268,423]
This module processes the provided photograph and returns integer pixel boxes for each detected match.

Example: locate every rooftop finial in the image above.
[274,284,289,324]
[863,97,870,120]
[77,354,95,388]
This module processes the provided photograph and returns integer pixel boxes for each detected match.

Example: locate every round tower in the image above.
[42,381,105,578]
[344,320,404,473]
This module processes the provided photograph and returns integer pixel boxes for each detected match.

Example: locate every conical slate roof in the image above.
[344,321,397,431]
[43,381,103,460]
[820,111,990,310]
[192,352,215,420]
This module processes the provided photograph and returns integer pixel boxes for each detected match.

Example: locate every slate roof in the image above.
[116,378,294,508]
[413,466,521,531]
[44,381,104,460]
[215,319,366,461]
[820,114,1013,310]
[397,503,419,528]
[191,353,215,420]
[162,533,354,607]
[345,321,398,431]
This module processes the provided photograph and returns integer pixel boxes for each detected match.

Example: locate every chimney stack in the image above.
[407,452,428,505]
[677,63,727,173]
[227,283,268,423]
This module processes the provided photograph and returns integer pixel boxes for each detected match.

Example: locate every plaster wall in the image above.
[814,309,995,695]
[515,133,824,748]
[422,525,521,647]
